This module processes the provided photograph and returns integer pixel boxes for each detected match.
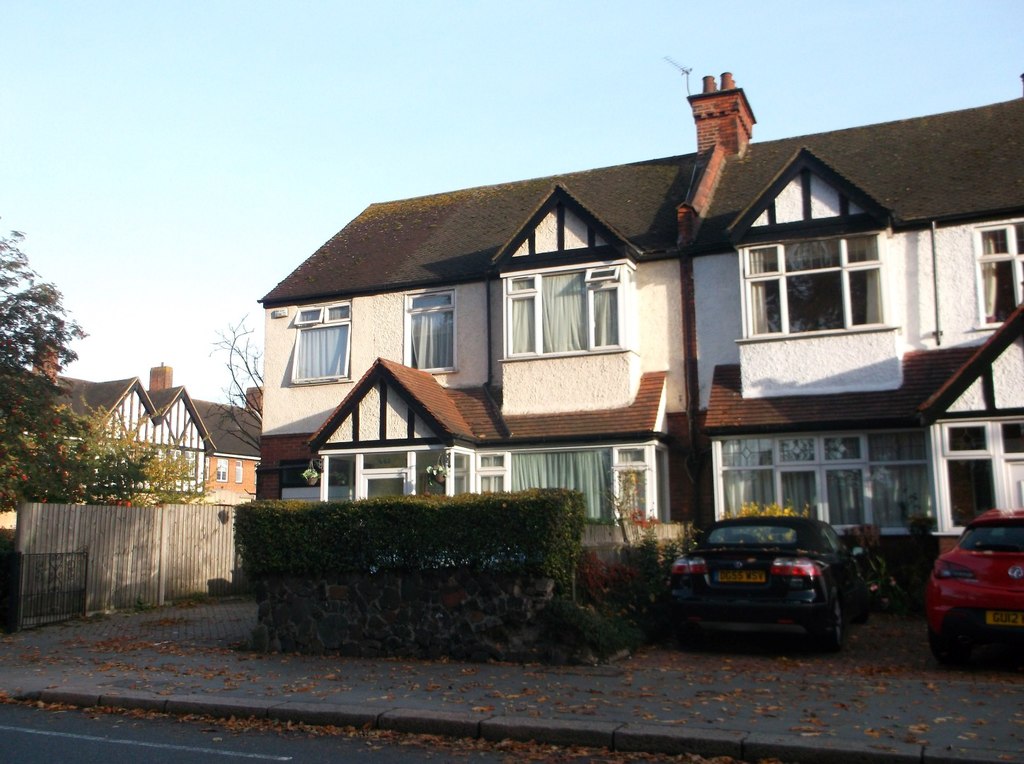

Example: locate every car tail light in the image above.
[671,556,707,575]
[771,557,819,578]
[933,559,976,580]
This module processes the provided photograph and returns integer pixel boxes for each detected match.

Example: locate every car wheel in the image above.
[818,592,844,652]
[928,628,972,665]
[675,622,704,651]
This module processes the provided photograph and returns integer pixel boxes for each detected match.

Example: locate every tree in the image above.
[211,316,263,453]
[0,228,85,512]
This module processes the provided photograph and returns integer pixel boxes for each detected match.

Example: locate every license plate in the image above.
[985,610,1024,627]
[717,569,766,584]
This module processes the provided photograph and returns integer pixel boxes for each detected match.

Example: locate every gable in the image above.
[320,378,443,448]
[729,149,890,244]
[495,185,633,271]
[920,305,1024,421]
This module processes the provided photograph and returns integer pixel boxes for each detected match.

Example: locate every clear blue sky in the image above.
[2,1,1021,402]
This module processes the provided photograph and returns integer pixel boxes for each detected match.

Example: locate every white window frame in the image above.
[612,445,655,520]
[404,289,456,372]
[477,451,509,493]
[975,221,1024,326]
[715,431,930,530]
[742,234,884,338]
[503,262,631,358]
[215,458,228,483]
[292,302,352,383]
[234,460,243,483]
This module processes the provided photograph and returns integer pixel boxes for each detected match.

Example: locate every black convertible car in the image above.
[669,516,870,651]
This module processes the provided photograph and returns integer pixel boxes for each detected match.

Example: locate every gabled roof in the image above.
[261,156,700,306]
[728,148,891,242]
[919,303,1024,421]
[493,184,637,267]
[262,98,1024,303]
[192,399,261,458]
[704,348,977,435]
[59,376,153,419]
[694,99,1024,253]
[310,359,667,451]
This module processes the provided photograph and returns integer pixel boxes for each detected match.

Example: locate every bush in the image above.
[541,597,643,661]
[235,489,586,593]
[575,528,692,643]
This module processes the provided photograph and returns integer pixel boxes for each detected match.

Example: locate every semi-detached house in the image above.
[258,72,1024,542]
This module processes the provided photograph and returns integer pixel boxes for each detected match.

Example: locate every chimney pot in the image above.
[702,75,717,94]
[720,72,735,90]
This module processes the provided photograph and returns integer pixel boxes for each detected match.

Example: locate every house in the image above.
[192,397,261,504]
[258,72,1024,539]
[59,365,260,504]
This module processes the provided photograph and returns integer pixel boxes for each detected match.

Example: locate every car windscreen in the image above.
[706,525,799,546]
[960,524,1024,553]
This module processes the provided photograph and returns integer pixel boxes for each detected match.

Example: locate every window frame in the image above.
[975,221,1024,325]
[292,301,352,384]
[477,451,509,494]
[504,263,631,358]
[405,289,457,372]
[742,234,884,338]
[215,458,228,483]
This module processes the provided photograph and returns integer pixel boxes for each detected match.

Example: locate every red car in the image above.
[926,508,1024,664]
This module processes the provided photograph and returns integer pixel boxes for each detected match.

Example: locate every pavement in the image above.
[1,598,1022,763]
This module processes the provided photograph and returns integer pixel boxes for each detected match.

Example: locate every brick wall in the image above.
[258,433,318,499]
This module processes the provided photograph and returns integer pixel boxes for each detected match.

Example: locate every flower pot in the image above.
[305,476,319,486]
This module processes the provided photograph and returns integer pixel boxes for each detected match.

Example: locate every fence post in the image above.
[6,553,22,633]
[157,505,168,607]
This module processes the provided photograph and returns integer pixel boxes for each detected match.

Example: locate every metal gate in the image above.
[6,552,88,631]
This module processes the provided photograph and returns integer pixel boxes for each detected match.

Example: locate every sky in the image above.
[2,1,1021,403]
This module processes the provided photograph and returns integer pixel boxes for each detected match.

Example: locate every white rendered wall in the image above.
[263,281,490,437]
[501,351,640,415]
[692,253,742,408]
[637,259,685,413]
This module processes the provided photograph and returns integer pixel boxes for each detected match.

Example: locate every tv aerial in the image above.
[663,56,692,95]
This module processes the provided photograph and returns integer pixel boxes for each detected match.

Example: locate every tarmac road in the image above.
[1,598,1021,763]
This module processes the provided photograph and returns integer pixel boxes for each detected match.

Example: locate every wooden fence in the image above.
[14,503,247,614]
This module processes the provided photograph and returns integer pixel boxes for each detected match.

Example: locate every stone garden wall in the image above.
[250,569,558,663]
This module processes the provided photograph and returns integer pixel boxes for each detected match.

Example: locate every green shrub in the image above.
[541,597,643,660]
[235,489,585,593]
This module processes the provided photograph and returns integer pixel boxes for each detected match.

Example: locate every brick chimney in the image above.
[687,71,756,156]
[149,364,173,392]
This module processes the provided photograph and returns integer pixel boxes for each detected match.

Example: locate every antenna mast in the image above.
[663,56,692,95]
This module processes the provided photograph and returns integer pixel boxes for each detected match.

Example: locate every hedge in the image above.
[234,489,586,592]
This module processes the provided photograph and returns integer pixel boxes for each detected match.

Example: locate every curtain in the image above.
[511,296,535,354]
[592,288,618,346]
[722,469,773,515]
[512,450,611,520]
[781,471,817,517]
[542,273,585,353]
[410,311,453,369]
[297,324,347,379]
[870,464,931,527]
[850,269,882,325]
[826,469,864,525]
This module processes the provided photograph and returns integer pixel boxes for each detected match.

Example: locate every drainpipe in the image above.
[930,221,942,346]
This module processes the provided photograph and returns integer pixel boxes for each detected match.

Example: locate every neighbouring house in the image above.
[257,71,1024,541]
[192,397,261,504]
[58,364,260,504]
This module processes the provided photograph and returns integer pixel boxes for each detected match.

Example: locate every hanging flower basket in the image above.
[302,468,320,486]
[426,464,447,486]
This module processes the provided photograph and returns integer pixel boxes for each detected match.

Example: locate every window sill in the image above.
[291,376,352,386]
[736,324,896,345]
[501,347,634,363]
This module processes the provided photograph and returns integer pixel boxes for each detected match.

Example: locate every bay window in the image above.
[718,431,930,528]
[407,290,455,371]
[293,303,351,382]
[978,223,1023,324]
[507,265,627,356]
[745,235,882,336]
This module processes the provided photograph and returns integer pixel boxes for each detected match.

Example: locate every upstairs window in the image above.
[406,291,455,371]
[978,223,1023,324]
[745,235,882,336]
[507,266,627,356]
[293,303,351,382]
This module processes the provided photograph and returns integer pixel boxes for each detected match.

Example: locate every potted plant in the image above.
[425,464,447,486]
[301,467,320,486]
